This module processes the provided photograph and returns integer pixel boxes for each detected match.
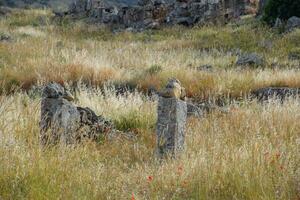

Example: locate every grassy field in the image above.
[0,8,299,199]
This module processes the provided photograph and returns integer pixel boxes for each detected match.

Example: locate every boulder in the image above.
[40,82,126,146]
[64,0,246,29]
[286,16,300,32]
[40,85,80,145]
[0,6,12,16]
[159,78,186,100]
[0,33,12,42]
[187,103,203,118]
[76,107,114,141]
[236,53,264,67]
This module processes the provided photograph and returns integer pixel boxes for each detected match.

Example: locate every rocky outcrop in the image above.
[251,87,300,102]
[187,102,203,118]
[0,6,12,16]
[65,0,246,29]
[271,16,300,32]
[0,0,74,12]
[40,82,130,146]
[286,16,300,32]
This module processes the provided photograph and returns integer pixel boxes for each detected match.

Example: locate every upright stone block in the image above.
[156,97,187,158]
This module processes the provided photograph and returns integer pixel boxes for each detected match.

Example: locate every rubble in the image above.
[65,0,247,30]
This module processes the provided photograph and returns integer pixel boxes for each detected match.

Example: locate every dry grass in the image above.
[0,8,300,199]
[0,89,299,199]
[0,9,300,99]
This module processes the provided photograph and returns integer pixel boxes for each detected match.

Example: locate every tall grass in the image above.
[0,9,300,99]
[0,90,299,199]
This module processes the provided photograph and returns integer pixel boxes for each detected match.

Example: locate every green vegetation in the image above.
[263,0,300,24]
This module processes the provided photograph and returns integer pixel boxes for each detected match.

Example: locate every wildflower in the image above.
[147,176,153,182]
[131,193,135,200]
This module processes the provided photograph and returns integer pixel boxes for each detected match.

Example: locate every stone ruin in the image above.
[65,0,247,30]
[40,80,189,157]
[251,87,300,102]
[156,78,187,158]
[40,82,130,146]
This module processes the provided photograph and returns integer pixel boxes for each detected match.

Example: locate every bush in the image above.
[262,0,300,25]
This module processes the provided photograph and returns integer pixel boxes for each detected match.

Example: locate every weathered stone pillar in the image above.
[156,78,187,158]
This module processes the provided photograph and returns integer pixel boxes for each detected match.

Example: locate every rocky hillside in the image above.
[0,0,73,12]
[0,0,140,8]
[66,0,247,30]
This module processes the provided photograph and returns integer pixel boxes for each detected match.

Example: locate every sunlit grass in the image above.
[0,90,299,199]
[0,9,299,99]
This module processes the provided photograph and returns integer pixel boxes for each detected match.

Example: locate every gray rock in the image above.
[274,17,284,29]
[0,6,12,16]
[40,82,126,146]
[187,102,203,118]
[40,97,80,146]
[174,17,193,26]
[286,16,300,32]
[0,32,12,42]
[64,0,246,29]
[236,53,264,67]
[251,87,300,102]
[40,82,77,145]
[156,97,187,158]
[77,107,115,141]
[0,0,74,12]
[42,82,74,100]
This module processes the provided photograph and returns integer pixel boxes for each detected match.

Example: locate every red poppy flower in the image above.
[147,176,153,182]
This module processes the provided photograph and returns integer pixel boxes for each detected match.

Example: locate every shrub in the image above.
[262,0,300,25]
